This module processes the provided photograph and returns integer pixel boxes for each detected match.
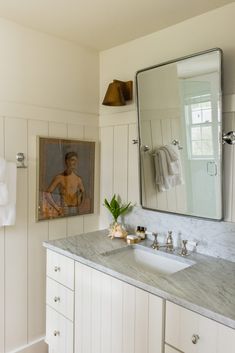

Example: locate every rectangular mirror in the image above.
[136,48,223,220]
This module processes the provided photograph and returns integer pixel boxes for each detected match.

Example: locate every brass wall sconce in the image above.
[102,80,133,106]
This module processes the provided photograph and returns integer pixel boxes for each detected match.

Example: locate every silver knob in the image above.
[54,266,60,272]
[191,334,199,344]
[53,330,60,336]
[54,296,60,303]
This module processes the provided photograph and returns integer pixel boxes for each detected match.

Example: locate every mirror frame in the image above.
[135,48,223,220]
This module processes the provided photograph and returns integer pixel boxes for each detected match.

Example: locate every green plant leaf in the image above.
[103,195,132,222]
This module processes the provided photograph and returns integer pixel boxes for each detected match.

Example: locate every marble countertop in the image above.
[43,229,235,329]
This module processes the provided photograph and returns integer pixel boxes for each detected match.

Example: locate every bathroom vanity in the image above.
[43,230,235,353]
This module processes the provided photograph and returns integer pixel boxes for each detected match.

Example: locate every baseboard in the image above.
[8,337,48,353]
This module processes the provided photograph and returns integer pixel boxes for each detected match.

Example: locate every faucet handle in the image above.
[180,239,189,256]
[151,232,159,250]
[166,231,174,252]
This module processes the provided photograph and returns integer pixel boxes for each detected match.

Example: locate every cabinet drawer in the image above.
[47,249,74,289]
[46,277,74,321]
[46,305,73,353]
[165,301,235,353]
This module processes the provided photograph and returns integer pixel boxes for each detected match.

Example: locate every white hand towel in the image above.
[0,183,9,205]
[154,146,183,192]
[0,162,17,227]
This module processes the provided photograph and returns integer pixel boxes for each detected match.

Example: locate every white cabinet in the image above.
[74,261,164,353]
[45,250,235,353]
[46,250,75,353]
[165,301,235,353]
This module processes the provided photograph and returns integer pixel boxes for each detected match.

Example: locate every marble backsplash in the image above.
[123,206,235,262]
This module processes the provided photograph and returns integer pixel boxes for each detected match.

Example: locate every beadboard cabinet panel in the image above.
[75,262,164,353]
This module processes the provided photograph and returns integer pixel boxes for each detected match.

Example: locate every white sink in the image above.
[102,245,195,276]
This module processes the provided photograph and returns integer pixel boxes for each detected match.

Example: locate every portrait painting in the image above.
[37,137,95,221]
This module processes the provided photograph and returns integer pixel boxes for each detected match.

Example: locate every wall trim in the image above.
[0,101,99,126]
[7,337,47,353]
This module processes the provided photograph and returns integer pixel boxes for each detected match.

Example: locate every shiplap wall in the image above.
[0,111,99,353]
[0,19,99,353]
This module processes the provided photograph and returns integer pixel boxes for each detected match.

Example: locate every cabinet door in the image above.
[75,262,164,353]
[166,301,235,353]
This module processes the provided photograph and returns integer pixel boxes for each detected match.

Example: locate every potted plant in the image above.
[104,194,132,239]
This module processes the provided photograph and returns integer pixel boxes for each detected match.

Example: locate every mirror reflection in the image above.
[136,49,222,220]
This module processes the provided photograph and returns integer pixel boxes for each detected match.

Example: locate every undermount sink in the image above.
[102,244,195,276]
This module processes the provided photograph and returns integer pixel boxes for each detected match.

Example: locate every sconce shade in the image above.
[102,80,133,106]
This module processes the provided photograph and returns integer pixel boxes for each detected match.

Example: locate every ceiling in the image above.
[0,0,233,51]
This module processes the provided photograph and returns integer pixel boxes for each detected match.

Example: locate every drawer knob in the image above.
[54,296,60,303]
[53,330,60,337]
[191,334,200,344]
[54,266,61,272]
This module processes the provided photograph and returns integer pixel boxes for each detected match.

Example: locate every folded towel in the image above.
[0,161,17,227]
[154,145,183,192]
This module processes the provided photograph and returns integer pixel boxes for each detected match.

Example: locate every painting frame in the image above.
[36,136,95,221]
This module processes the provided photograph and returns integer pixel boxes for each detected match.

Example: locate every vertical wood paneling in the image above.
[111,278,123,353]
[100,127,113,228]
[113,125,128,201]
[128,124,139,204]
[148,294,163,353]
[123,283,135,353]
[100,272,112,353]
[0,116,5,353]
[81,265,92,353]
[67,124,84,140]
[48,122,68,240]
[135,288,149,353]
[91,269,102,353]
[4,117,28,352]
[84,125,100,232]
[27,120,49,341]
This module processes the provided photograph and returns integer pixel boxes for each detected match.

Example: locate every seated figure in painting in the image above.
[44,151,85,217]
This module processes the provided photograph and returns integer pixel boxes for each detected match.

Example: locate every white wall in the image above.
[0,18,99,353]
[99,3,235,260]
